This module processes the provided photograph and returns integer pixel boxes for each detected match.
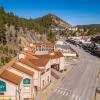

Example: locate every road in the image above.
[47,44,100,100]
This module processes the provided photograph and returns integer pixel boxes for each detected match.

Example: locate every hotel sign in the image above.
[0,80,6,92]
[23,78,30,84]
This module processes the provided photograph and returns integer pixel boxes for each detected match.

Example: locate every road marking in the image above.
[65,92,68,96]
[57,90,60,93]
[78,97,81,100]
[63,91,66,95]
[57,87,68,91]
[53,87,73,97]
[71,93,75,98]
[59,91,63,94]
[54,89,57,92]
[57,87,65,89]
[75,95,78,99]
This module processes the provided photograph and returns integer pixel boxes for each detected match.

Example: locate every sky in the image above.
[0,0,100,26]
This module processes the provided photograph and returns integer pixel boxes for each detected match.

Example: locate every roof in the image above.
[54,51,64,57]
[32,42,54,47]
[12,63,34,76]
[25,52,38,59]
[18,51,63,71]
[19,58,44,71]
[56,41,64,45]
[0,70,22,85]
[24,47,33,52]
[29,58,49,67]
[35,51,64,59]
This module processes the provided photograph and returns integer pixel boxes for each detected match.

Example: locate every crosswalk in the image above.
[53,87,72,97]
[53,88,81,99]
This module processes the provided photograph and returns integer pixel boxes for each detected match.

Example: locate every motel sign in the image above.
[0,80,6,92]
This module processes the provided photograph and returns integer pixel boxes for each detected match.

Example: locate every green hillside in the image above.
[76,24,100,35]
[0,7,70,66]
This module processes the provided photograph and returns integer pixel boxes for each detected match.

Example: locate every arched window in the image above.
[42,80,45,87]
[47,76,49,82]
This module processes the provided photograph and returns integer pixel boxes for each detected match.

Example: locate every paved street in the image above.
[47,44,100,100]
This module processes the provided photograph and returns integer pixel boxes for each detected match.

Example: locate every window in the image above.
[42,80,45,87]
[41,71,45,75]
[47,76,49,82]
[0,93,4,95]
[24,86,31,92]
[24,98,31,100]
[46,68,50,72]
[24,86,30,90]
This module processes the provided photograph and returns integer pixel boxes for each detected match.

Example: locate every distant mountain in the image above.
[75,24,100,36]
[34,13,71,30]
[76,24,100,29]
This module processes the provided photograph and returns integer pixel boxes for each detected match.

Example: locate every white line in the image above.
[71,93,75,98]
[57,87,64,89]
[65,92,68,96]
[65,88,68,91]
[63,91,66,95]
[54,89,57,92]
[79,97,81,100]
[75,95,78,99]
[59,91,63,94]
[57,90,61,93]
[57,87,68,91]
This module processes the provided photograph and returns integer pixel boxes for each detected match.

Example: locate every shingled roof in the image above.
[35,51,64,59]
[12,63,34,76]
[29,58,49,67]
[19,58,45,71]
[0,70,22,85]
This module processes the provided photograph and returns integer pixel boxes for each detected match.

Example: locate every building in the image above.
[49,51,65,72]
[7,63,34,100]
[0,70,22,100]
[35,51,65,72]
[68,27,78,31]
[16,53,51,90]
[24,42,54,55]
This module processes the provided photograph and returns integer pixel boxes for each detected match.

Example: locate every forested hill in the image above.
[76,24,100,35]
[0,7,70,66]
[0,7,48,34]
[35,13,70,29]
[77,24,100,28]
[0,7,70,34]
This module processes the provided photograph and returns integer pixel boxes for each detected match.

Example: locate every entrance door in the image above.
[51,64,59,71]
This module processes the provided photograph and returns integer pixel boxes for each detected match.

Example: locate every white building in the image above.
[24,42,54,55]
[17,53,51,90]
[0,70,22,100]
[7,63,34,100]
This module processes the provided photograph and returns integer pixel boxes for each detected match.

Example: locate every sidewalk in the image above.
[96,93,100,100]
